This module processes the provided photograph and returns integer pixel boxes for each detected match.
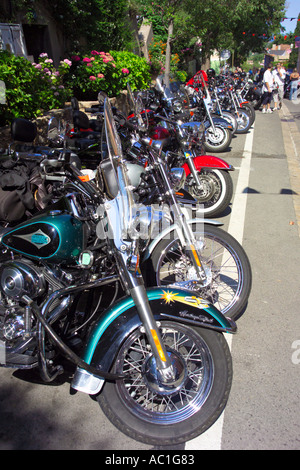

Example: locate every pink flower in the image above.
[34,64,42,69]
[63,59,72,66]
[83,57,91,63]
[122,68,129,74]
[71,55,81,61]
[97,73,104,78]
[91,50,100,55]
[86,63,93,67]
[89,76,96,80]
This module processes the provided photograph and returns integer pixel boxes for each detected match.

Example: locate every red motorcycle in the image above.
[149,118,234,217]
[129,80,234,218]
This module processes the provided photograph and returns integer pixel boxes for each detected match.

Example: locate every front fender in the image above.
[72,287,236,394]
[182,155,234,174]
[204,117,232,130]
[143,217,222,262]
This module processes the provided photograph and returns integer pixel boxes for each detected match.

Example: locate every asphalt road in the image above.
[0,97,300,452]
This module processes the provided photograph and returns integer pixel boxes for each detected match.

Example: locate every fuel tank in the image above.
[1,209,85,263]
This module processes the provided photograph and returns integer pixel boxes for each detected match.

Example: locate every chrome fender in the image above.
[143,217,222,262]
[205,116,233,130]
[71,287,236,394]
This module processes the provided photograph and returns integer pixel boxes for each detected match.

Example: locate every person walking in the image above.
[262,64,274,113]
[289,68,300,101]
[272,64,286,110]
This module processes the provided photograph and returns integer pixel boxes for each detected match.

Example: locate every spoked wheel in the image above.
[145,224,252,320]
[234,108,251,134]
[241,102,255,125]
[185,169,233,218]
[97,321,232,446]
[204,125,232,152]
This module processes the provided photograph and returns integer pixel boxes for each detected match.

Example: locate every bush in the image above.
[148,40,187,82]
[67,50,151,99]
[0,51,72,126]
[0,49,151,126]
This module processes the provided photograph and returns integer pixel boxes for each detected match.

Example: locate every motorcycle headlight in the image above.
[173,99,183,113]
[170,167,186,190]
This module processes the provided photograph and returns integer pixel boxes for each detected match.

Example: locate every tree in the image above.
[185,0,286,67]
[288,14,300,71]
[137,0,193,85]
[1,0,135,54]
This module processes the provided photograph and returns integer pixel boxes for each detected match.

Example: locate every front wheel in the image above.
[185,169,233,218]
[234,107,252,134]
[145,224,252,320]
[204,125,232,153]
[97,321,232,446]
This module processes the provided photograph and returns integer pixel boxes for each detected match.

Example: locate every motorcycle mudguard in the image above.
[204,117,232,130]
[71,287,236,394]
[142,217,222,262]
[182,155,234,174]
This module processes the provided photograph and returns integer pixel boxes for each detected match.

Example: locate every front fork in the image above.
[185,150,203,189]
[118,247,176,383]
[158,154,208,284]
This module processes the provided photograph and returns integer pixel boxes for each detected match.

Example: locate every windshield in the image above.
[103,98,136,241]
[127,82,147,131]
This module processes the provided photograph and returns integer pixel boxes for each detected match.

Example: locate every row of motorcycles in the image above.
[0,75,253,446]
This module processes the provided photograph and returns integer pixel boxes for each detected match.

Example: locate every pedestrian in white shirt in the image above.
[272,64,286,110]
[262,64,274,113]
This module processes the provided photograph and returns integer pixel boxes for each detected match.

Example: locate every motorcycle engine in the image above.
[0,260,45,300]
[0,260,45,342]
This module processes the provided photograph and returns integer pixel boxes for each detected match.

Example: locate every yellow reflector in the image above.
[150,329,167,362]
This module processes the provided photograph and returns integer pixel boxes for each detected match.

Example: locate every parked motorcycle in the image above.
[212,75,253,134]
[120,88,252,320]
[155,75,233,153]
[126,83,234,217]
[0,104,251,321]
[0,98,236,446]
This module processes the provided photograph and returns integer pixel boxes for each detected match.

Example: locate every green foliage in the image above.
[0,51,72,125]
[68,50,151,99]
[0,49,151,125]
[44,0,134,52]
[148,40,187,81]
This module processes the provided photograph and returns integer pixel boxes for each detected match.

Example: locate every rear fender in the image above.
[182,155,234,174]
[71,287,236,394]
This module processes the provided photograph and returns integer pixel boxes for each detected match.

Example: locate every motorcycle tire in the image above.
[185,169,233,218]
[145,224,252,320]
[97,321,232,446]
[204,125,232,153]
[212,111,238,134]
[234,107,252,134]
[241,103,255,126]
[220,110,238,134]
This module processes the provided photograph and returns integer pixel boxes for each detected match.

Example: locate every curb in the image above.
[280,102,300,237]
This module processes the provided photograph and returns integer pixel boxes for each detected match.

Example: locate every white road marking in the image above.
[185,124,255,450]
